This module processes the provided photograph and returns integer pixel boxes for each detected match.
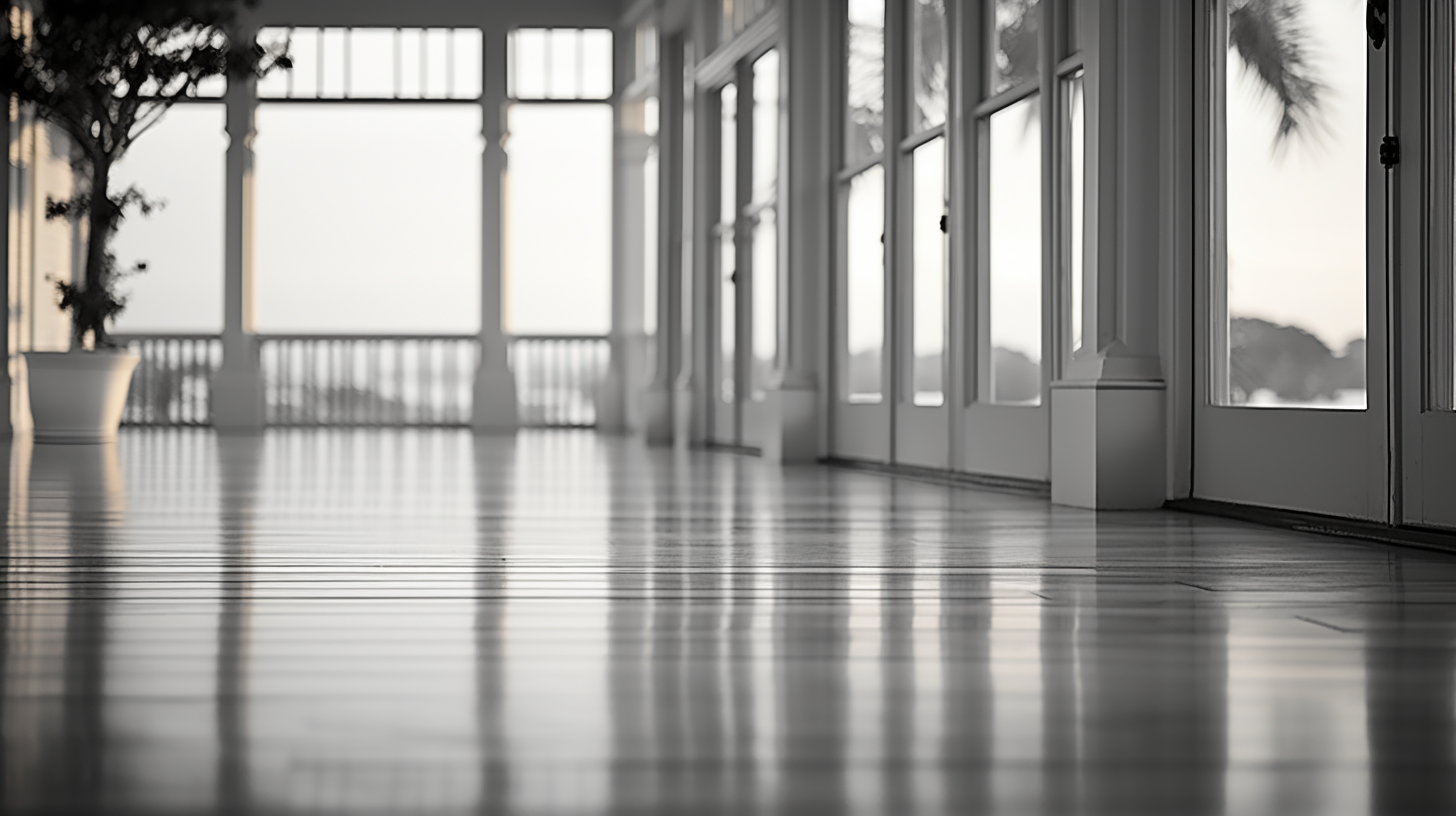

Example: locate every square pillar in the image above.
[214,55,264,432]
[759,0,831,463]
[471,27,518,434]
[1050,0,1170,508]
[644,32,685,447]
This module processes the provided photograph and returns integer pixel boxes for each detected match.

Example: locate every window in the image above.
[750,50,779,398]
[257,28,482,101]
[508,29,613,101]
[906,0,949,407]
[979,0,1043,406]
[1215,0,1366,409]
[254,105,482,333]
[841,0,887,404]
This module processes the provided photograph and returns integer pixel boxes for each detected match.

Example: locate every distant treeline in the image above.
[1229,317,1363,403]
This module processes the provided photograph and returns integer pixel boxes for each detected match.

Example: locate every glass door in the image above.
[893,0,953,468]
[956,0,1058,482]
[710,49,780,449]
[1400,3,1456,529]
[833,0,892,462]
[1193,0,1388,519]
[710,81,739,445]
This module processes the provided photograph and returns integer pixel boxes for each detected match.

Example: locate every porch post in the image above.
[0,106,10,437]
[601,28,651,436]
[214,32,265,432]
[760,0,831,463]
[675,26,710,448]
[471,26,519,434]
[644,33,683,446]
[1050,0,1174,508]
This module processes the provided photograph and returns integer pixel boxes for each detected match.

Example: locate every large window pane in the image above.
[912,137,946,407]
[643,143,658,338]
[1223,0,1365,408]
[504,104,612,335]
[752,208,777,398]
[110,106,225,333]
[255,105,481,333]
[910,0,949,133]
[1067,70,1085,356]
[752,50,779,202]
[720,83,737,222]
[846,0,885,164]
[989,0,1040,97]
[719,83,738,405]
[348,29,395,98]
[845,165,885,402]
[986,95,1041,405]
[719,229,736,404]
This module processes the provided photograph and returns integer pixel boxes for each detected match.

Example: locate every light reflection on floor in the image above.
[2,429,1454,814]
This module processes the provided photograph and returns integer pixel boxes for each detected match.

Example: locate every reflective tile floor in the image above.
[4,429,1456,815]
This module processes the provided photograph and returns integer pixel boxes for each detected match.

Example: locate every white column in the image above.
[600,28,651,436]
[760,0,832,463]
[644,33,683,446]
[0,107,10,437]
[1050,0,1169,509]
[675,32,709,448]
[214,50,265,432]
[471,27,519,434]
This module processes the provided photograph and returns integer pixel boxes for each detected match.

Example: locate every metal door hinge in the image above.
[1379,135,1399,168]
[939,214,948,234]
[1368,0,1388,49]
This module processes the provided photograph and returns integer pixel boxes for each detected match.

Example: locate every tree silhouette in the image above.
[846,0,1328,151]
[0,0,289,349]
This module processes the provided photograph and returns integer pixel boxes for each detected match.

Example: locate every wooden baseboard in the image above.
[1167,498,1456,557]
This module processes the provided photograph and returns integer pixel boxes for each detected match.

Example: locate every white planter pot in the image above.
[24,351,140,444]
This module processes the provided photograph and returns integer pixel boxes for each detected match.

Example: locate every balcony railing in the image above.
[112,334,223,427]
[261,334,477,427]
[110,333,609,429]
[510,335,610,428]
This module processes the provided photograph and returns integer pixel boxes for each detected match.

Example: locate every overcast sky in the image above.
[1226,0,1366,351]
[110,97,610,336]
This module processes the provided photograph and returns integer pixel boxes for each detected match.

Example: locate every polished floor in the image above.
[4,429,1456,815]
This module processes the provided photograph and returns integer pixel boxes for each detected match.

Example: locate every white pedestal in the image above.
[1051,381,1167,510]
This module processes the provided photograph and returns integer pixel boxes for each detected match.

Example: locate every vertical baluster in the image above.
[429,339,440,425]
[418,339,430,426]
[288,339,297,425]
[163,339,173,426]
[531,340,541,427]
[213,338,220,426]
[338,339,347,425]
[269,340,279,425]
[354,339,361,425]
[369,340,380,426]
[140,340,151,425]
[549,339,558,427]
[394,340,405,426]
[326,339,335,426]
[159,339,167,426]
[304,339,315,426]
[578,338,587,427]
[190,338,200,425]
[448,339,460,425]
[185,339,195,425]
[178,338,186,426]
[328,339,337,427]
[344,339,355,425]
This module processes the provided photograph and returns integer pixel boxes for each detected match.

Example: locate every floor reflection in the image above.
[3,430,1456,814]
